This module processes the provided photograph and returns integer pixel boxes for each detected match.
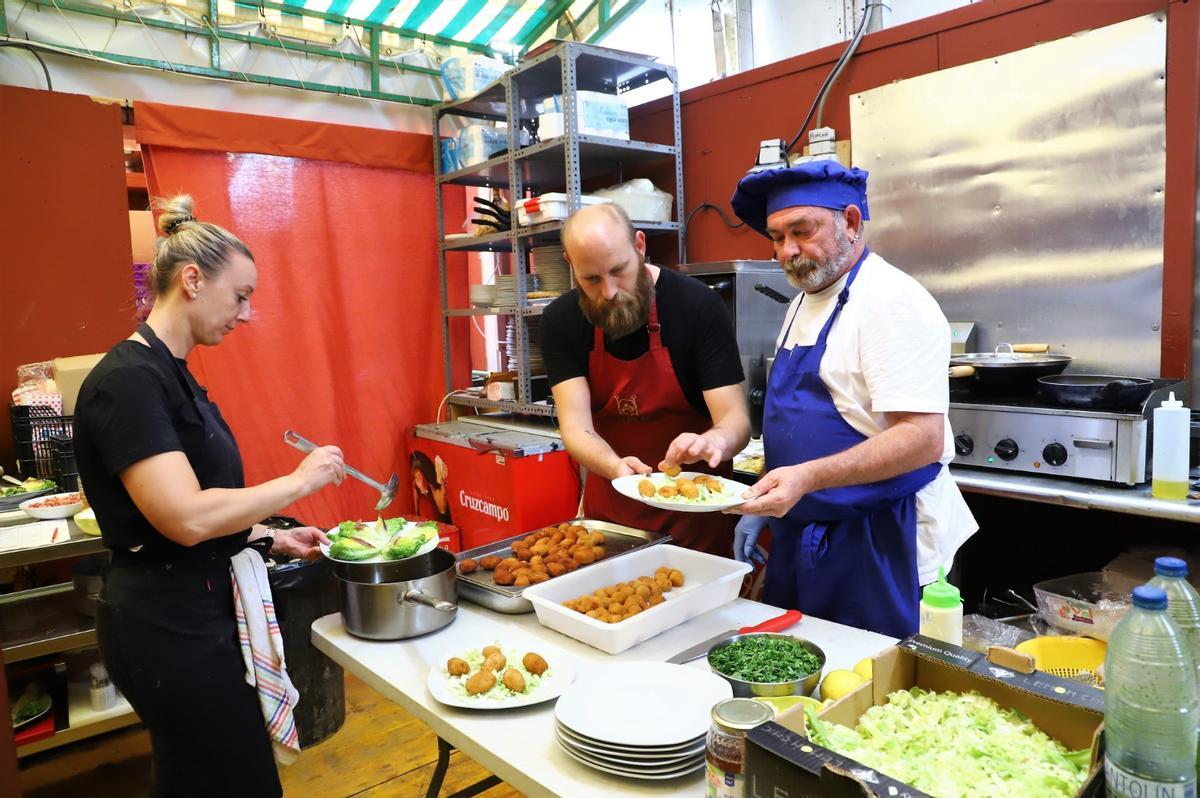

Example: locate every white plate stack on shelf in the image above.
[492,273,539,308]
[531,246,572,296]
[552,662,731,780]
[503,317,543,372]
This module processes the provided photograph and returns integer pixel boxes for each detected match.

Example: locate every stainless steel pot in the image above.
[333,548,458,640]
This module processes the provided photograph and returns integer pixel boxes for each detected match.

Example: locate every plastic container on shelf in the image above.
[1104,585,1198,797]
[456,124,508,168]
[522,545,751,655]
[1152,392,1190,499]
[918,567,963,646]
[439,54,509,100]
[1032,571,1138,641]
[537,91,630,140]
[516,193,610,227]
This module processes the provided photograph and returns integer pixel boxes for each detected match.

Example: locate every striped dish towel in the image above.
[231,548,301,765]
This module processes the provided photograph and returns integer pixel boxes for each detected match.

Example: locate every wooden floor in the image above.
[18,673,525,798]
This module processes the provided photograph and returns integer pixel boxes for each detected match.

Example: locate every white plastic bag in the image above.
[593,179,673,223]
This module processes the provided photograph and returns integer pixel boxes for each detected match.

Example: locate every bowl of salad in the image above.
[707,633,826,697]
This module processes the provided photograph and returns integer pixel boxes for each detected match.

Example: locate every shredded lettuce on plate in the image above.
[805,688,1091,798]
[443,645,547,702]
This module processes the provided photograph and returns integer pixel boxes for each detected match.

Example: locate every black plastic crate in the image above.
[9,405,73,481]
[49,434,78,492]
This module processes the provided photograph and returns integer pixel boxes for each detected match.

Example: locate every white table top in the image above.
[311,598,895,798]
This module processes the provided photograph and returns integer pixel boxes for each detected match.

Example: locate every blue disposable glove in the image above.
[733,515,768,565]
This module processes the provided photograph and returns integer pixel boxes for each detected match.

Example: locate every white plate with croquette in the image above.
[427,640,576,709]
[611,471,746,513]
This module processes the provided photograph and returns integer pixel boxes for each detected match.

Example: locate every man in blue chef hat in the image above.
[728,161,977,638]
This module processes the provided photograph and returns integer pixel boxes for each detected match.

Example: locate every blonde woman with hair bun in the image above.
[73,194,346,797]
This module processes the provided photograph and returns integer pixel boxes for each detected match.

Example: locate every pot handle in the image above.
[949,365,976,378]
[1010,343,1050,353]
[400,589,456,613]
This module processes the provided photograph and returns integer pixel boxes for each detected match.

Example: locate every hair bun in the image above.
[154,194,198,236]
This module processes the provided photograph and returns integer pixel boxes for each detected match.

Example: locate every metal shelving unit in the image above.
[0,514,136,757]
[433,41,684,419]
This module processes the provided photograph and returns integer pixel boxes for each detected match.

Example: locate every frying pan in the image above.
[949,344,1072,396]
[1036,375,1155,410]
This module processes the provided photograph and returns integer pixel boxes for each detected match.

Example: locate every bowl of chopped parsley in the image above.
[706,633,826,697]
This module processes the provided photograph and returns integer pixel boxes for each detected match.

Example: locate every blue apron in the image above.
[762,249,940,638]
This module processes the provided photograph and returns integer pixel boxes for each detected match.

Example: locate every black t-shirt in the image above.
[540,266,744,414]
[74,339,249,561]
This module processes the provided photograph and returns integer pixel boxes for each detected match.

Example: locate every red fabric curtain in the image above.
[141,144,469,529]
[135,101,433,173]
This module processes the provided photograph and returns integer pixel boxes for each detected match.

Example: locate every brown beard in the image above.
[578,257,654,339]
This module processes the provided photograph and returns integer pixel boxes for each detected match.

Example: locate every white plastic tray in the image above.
[522,545,750,654]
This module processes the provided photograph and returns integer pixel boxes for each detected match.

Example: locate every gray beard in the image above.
[782,221,855,293]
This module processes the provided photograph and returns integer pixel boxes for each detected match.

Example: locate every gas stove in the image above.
[947,380,1187,485]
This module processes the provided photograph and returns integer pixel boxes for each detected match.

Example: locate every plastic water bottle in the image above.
[1148,556,1200,781]
[1105,585,1199,798]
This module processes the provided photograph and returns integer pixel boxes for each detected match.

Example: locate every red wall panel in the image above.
[631,0,1193,376]
[0,87,134,474]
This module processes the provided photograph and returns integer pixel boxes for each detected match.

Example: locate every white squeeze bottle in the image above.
[919,567,963,646]
[1152,392,1190,500]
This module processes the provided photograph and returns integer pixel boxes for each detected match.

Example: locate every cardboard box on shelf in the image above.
[52,354,105,415]
[744,635,1105,798]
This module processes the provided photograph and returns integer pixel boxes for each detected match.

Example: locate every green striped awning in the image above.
[274,0,639,51]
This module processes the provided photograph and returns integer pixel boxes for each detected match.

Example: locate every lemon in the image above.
[74,507,101,536]
[820,669,866,702]
[853,657,873,681]
[752,695,824,718]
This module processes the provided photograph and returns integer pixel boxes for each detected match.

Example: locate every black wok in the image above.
[1037,375,1155,410]
[949,344,1072,396]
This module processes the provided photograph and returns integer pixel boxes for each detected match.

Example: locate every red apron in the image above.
[581,285,736,557]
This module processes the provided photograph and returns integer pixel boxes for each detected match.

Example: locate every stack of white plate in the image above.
[553,662,732,780]
[469,283,496,307]
[503,317,543,372]
[531,246,572,294]
[493,273,539,307]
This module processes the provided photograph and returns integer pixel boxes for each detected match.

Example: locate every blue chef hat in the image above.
[730,161,870,237]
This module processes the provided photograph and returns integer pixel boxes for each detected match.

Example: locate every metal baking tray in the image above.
[455,519,669,614]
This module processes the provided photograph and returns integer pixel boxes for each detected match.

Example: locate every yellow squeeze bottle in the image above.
[1152,392,1190,500]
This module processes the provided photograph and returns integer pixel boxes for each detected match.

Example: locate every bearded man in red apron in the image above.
[540,204,751,556]
[726,162,977,638]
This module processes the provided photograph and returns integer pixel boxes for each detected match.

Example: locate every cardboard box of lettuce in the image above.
[744,635,1104,798]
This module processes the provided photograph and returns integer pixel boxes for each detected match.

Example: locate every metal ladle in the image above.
[283,430,398,512]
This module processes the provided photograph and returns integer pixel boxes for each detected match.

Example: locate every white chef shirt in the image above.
[774,251,978,584]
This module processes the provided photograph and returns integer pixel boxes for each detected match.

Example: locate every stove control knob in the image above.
[994,438,1019,461]
[954,434,974,457]
[1042,442,1068,467]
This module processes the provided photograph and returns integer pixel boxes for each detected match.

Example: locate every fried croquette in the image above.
[458,558,478,574]
[658,485,679,498]
[478,555,502,570]
[447,657,470,676]
[638,479,656,497]
[522,652,549,676]
[502,668,527,693]
[483,651,507,672]
[664,464,681,478]
[564,569,685,623]
[678,481,700,499]
[482,645,501,659]
[466,669,496,694]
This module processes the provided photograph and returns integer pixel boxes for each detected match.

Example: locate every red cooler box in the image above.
[407,420,581,550]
